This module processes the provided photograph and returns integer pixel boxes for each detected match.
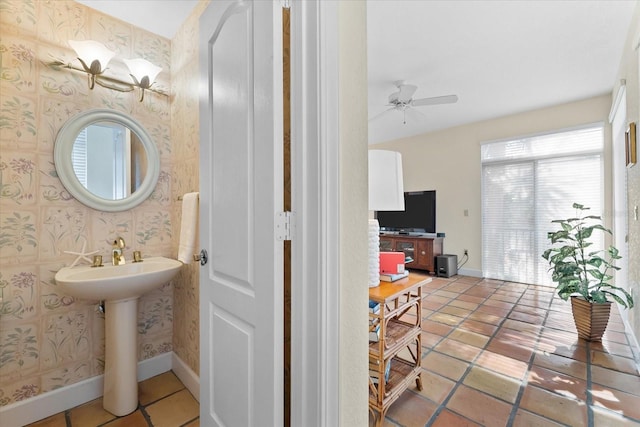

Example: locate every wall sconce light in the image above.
[68,40,116,90]
[46,40,167,102]
[123,58,163,102]
[368,150,405,287]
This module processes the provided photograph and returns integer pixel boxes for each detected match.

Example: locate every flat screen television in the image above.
[376,190,436,234]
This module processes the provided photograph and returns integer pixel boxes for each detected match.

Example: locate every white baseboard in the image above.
[171,353,200,401]
[621,315,640,374]
[0,352,172,427]
[458,267,483,278]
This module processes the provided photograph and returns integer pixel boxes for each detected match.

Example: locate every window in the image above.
[481,124,604,285]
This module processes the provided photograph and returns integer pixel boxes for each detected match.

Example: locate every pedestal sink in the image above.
[54,257,182,416]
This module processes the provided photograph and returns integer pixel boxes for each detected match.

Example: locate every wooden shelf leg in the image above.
[415,372,423,391]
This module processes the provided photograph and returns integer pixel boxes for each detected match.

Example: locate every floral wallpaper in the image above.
[0,0,203,407]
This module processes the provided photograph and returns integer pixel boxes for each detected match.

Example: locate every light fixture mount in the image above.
[46,40,167,102]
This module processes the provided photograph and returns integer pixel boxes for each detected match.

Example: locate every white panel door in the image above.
[199,1,283,426]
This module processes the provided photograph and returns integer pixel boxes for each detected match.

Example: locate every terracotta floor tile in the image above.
[512,409,565,427]
[538,328,583,348]
[138,371,185,405]
[541,343,588,363]
[412,369,456,404]
[476,350,529,379]
[590,340,636,359]
[457,294,486,304]
[430,294,456,304]
[422,351,470,381]
[434,290,462,299]
[435,338,483,362]
[430,409,481,427]
[509,310,545,325]
[384,390,438,426]
[421,307,435,318]
[447,384,512,427]
[512,305,547,317]
[103,410,148,427]
[486,338,534,363]
[449,328,490,349]
[462,365,522,403]
[440,305,472,318]
[429,312,465,326]
[591,384,640,421]
[467,311,503,326]
[449,299,479,311]
[532,352,587,380]
[424,300,447,311]
[527,365,587,401]
[26,413,67,427]
[591,365,640,396]
[519,385,588,426]
[146,389,199,427]
[475,306,511,317]
[590,350,638,375]
[602,329,629,345]
[491,294,521,303]
[422,319,454,336]
[502,319,542,335]
[458,319,498,337]
[592,406,640,426]
[482,299,515,311]
[69,398,116,426]
[422,330,444,348]
[445,283,475,293]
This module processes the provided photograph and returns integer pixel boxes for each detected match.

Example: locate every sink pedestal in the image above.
[103,297,139,416]
[53,256,183,416]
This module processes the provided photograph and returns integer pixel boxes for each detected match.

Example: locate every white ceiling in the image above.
[368,0,636,144]
[76,0,636,145]
[76,0,199,39]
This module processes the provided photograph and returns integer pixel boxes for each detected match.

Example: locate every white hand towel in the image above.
[178,192,199,264]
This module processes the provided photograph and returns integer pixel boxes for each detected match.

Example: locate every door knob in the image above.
[194,249,208,266]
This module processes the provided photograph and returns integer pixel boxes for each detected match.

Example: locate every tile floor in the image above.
[371,275,640,427]
[25,275,640,427]
[27,371,198,427]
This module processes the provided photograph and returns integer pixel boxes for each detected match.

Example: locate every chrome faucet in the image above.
[112,237,126,265]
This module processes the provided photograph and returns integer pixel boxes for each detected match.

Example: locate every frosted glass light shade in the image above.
[123,58,162,88]
[69,40,115,73]
[368,150,405,211]
[368,150,404,287]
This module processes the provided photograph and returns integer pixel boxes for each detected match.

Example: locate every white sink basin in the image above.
[54,255,183,416]
[55,256,182,301]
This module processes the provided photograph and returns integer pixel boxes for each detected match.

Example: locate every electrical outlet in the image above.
[464,249,468,256]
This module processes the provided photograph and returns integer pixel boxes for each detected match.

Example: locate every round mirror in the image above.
[54,109,160,212]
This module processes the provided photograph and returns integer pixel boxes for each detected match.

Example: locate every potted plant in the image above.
[542,203,634,341]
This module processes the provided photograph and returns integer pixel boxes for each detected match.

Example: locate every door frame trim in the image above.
[290,1,340,425]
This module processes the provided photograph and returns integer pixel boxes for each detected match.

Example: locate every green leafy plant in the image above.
[542,203,634,308]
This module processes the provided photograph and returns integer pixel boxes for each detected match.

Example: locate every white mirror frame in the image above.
[54,109,160,212]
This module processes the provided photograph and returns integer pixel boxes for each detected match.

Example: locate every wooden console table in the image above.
[379,234,443,273]
[368,272,431,426]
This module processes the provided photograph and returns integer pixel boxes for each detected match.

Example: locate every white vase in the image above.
[368,219,380,287]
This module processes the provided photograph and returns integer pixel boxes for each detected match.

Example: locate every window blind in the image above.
[481,125,604,285]
[71,128,88,187]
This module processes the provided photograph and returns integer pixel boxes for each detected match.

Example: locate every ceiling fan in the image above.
[370,80,458,124]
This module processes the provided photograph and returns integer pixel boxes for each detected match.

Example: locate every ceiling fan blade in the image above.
[368,107,397,122]
[397,84,417,102]
[411,94,458,107]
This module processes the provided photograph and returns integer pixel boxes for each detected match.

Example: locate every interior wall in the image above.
[612,0,640,347]
[372,95,613,279]
[339,1,369,425]
[0,0,173,406]
[169,0,209,378]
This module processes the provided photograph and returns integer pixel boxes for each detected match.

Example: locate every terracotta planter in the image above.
[570,296,611,341]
